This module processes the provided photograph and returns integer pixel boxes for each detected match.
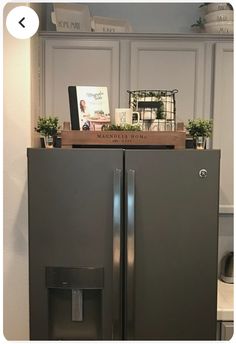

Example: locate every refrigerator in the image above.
[27,148,220,340]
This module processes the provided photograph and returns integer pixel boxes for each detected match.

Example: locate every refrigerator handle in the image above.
[112,168,122,339]
[127,169,135,339]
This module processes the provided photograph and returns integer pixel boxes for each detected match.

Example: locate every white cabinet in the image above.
[212,43,233,214]
[130,41,207,124]
[41,38,120,123]
[39,33,233,214]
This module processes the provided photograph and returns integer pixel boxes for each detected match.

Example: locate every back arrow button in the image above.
[19,17,25,28]
[6,6,39,39]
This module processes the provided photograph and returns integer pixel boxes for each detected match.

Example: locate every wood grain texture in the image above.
[61,130,186,149]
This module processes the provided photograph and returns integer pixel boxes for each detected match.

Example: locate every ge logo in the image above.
[199,169,207,178]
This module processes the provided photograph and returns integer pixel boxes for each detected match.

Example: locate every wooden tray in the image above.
[61,130,186,149]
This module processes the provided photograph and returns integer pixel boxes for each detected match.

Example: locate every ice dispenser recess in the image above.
[46,267,104,340]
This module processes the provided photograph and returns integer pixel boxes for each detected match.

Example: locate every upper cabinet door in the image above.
[41,39,119,123]
[130,41,207,124]
[212,43,233,214]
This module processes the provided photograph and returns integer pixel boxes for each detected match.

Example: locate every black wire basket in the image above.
[128,89,178,131]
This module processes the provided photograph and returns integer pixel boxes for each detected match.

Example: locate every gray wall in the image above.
[46,2,202,33]
[85,3,201,33]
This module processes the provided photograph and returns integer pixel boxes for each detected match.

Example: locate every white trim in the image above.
[119,40,130,107]
[38,31,234,42]
[219,205,234,214]
[212,43,233,215]
[203,42,214,120]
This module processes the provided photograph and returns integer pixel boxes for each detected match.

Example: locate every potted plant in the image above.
[35,116,60,148]
[191,17,205,32]
[186,119,213,149]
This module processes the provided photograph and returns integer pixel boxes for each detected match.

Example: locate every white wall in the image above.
[3,2,42,339]
[3,2,31,339]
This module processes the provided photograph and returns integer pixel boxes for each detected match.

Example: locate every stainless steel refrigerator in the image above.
[27,148,220,340]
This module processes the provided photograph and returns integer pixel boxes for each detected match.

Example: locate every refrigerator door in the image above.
[125,150,220,340]
[27,148,123,340]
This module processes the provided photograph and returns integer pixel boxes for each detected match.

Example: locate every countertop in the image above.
[217,280,234,321]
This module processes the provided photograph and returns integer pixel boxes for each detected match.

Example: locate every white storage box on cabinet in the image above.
[91,16,132,33]
[51,4,91,32]
[201,3,233,14]
[204,21,233,34]
[204,10,233,23]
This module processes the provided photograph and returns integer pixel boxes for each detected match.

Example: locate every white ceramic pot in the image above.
[206,3,232,13]
[204,10,234,23]
[204,21,233,34]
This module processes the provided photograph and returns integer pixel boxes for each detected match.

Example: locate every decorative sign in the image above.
[61,130,186,149]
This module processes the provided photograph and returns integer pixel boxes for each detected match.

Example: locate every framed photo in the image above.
[68,86,111,130]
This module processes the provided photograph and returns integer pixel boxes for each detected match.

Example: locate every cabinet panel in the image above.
[41,39,119,123]
[212,43,233,213]
[130,41,206,123]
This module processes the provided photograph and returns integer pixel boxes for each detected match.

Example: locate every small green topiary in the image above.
[186,119,213,138]
[35,116,60,137]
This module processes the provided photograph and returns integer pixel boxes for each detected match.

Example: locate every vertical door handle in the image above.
[127,169,135,339]
[112,168,122,339]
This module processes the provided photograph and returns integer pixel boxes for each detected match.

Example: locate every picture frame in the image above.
[68,86,111,131]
